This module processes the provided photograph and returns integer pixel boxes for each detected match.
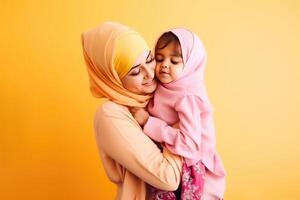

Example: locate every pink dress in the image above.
[143,28,226,199]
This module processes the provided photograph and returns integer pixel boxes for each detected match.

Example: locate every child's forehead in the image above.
[155,42,182,56]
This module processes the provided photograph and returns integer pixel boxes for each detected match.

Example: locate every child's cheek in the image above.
[155,65,160,76]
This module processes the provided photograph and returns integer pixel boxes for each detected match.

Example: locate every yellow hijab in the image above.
[81,22,152,107]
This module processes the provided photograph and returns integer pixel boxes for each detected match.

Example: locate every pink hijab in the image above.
[157,28,212,108]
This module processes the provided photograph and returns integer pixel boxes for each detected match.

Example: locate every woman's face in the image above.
[121,50,157,95]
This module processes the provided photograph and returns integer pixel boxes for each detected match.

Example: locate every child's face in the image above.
[155,42,184,84]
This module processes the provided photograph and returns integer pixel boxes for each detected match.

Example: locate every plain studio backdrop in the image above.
[1,0,300,199]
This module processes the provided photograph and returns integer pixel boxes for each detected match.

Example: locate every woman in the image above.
[81,22,182,200]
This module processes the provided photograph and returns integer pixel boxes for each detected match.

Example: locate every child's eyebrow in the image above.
[170,53,182,57]
[155,52,182,57]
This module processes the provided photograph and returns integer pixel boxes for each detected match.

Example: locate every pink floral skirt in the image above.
[149,161,206,200]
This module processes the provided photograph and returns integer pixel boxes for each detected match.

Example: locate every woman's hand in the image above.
[130,107,149,127]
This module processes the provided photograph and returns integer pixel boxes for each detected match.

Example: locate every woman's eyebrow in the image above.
[131,64,140,70]
[146,50,151,59]
[132,51,152,69]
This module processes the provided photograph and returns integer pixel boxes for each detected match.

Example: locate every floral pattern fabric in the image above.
[149,161,206,200]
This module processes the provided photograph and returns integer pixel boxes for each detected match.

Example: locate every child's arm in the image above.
[143,95,203,160]
[130,107,180,129]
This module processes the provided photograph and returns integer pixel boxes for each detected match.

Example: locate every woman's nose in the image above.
[143,65,154,79]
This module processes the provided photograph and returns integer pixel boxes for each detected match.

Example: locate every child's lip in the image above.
[160,71,170,75]
[160,70,169,73]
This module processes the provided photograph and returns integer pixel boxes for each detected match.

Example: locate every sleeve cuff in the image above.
[143,116,177,144]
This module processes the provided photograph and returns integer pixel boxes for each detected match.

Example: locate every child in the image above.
[131,28,226,200]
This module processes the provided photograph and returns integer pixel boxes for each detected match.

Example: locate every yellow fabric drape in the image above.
[81,21,152,107]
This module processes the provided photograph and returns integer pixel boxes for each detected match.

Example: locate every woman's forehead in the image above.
[132,50,150,67]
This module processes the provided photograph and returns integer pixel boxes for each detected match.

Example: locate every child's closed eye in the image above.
[155,58,163,62]
[171,57,182,65]
[155,54,164,61]
[171,60,179,64]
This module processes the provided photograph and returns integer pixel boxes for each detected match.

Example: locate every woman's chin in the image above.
[142,82,157,94]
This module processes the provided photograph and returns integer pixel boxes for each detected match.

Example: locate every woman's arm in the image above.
[94,101,182,191]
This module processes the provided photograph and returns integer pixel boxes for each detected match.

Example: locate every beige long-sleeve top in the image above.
[93,101,182,200]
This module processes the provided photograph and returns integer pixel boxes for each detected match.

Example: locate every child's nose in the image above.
[161,60,169,69]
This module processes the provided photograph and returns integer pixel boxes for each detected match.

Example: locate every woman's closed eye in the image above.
[130,67,140,76]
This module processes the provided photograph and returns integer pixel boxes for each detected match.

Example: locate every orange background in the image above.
[1,0,300,199]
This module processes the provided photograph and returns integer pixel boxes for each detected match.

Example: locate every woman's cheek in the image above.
[151,61,156,70]
[136,75,144,90]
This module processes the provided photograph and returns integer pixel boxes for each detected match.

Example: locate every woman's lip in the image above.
[143,80,154,86]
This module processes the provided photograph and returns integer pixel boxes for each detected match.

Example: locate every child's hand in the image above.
[129,107,149,127]
[172,121,180,129]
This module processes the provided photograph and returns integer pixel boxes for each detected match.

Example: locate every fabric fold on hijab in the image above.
[81,21,152,107]
[158,28,212,109]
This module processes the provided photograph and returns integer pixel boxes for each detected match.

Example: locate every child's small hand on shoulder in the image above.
[129,107,149,127]
[172,122,180,129]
